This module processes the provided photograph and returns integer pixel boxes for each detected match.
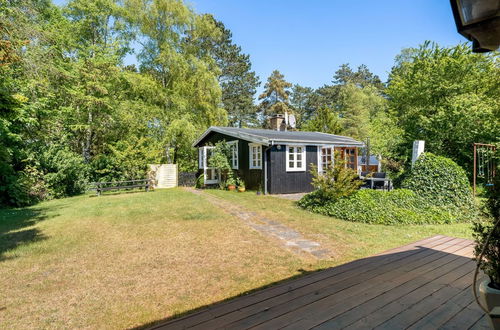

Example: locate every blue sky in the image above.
[54,0,468,89]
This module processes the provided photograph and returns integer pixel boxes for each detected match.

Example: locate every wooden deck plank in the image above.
[439,300,485,329]
[232,240,472,330]
[156,235,450,330]
[150,236,479,330]
[370,261,476,330]
[468,315,491,330]
[277,243,473,330]
[183,237,457,330]
[407,285,475,330]
[323,254,475,330]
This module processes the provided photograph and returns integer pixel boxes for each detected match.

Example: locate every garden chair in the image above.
[359,171,371,189]
[372,172,387,190]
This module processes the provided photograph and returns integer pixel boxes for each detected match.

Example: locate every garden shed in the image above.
[193,126,364,194]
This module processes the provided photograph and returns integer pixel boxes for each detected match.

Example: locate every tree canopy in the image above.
[258,70,293,117]
[1,0,498,207]
[386,42,500,173]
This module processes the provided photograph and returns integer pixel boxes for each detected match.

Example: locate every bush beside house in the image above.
[401,153,475,210]
[299,152,477,225]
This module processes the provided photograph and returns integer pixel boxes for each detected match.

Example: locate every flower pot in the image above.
[479,279,500,329]
[227,185,236,191]
[238,187,246,192]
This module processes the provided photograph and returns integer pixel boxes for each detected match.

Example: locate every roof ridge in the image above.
[313,131,358,140]
[215,127,272,139]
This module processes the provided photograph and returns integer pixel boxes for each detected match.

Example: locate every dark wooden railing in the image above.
[89,179,151,196]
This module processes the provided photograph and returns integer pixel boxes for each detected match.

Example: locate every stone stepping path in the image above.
[185,188,333,260]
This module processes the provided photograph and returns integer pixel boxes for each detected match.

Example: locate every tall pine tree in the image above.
[258,70,292,118]
[202,16,260,127]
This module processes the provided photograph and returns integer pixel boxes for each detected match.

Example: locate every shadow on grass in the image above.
[132,237,483,330]
[131,268,322,330]
[0,206,53,261]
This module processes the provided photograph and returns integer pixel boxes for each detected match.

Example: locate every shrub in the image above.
[41,146,89,198]
[486,150,500,219]
[473,218,500,289]
[310,152,363,202]
[299,152,477,225]
[4,165,49,207]
[401,153,474,209]
[299,189,470,225]
[207,141,235,189]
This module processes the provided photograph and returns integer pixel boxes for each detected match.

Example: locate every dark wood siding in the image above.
[198,131,264,190]
[267,145,317,194]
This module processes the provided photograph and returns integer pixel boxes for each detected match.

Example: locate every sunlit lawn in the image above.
[0,189,308,329]
[0,188,474,329]
[206,190,474,265]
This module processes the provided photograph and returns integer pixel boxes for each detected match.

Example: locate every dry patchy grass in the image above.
[0,188,474,329]
[206,189,474,265]
[0,189,310,329]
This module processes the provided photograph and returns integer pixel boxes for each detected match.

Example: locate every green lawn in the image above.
[206,190,474,265]
[0,188,474,329]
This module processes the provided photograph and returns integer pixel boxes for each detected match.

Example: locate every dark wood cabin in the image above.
[193,127,364,194]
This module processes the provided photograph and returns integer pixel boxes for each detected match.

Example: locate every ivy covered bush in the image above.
[299,189,470,225]
[401,153,474,209]
[299,152,477,225]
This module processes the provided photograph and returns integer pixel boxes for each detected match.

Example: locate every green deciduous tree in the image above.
[126,0,226,128]
[0,0,239,206]
[337,83,387,140]
[302,107,342,134]
[386,42,500,173]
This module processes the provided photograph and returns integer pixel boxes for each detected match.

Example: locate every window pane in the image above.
[289,147,294,153]
[289,161,294,168]
[297,162,302,168]
[289,153,294,160]
[297,147,302,153]
[297,154,302,161]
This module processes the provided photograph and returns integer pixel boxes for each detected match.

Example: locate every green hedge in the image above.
[401,153,474,209]
[298,153,477,225]
[298,189,473,225]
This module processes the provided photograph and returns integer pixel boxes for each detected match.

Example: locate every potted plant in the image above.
[473,169,500,329]
[237,177,246,192]
[474,217,500,329]
[195,174,205,189]
[256,183,262,195]
[226,177,236,191]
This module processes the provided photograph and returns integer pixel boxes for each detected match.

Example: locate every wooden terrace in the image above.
[149,235,488,330]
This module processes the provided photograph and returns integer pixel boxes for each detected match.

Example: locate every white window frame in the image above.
[286,145,306,172]
[228,140,239,169]
[249,143,262,169]
[198,148,204,169]
[318,146,334,174]
[199,146,219,184]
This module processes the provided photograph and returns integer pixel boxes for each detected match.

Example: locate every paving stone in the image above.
[184,188,334,260]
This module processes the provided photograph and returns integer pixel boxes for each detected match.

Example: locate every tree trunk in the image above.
[83,110,92,163]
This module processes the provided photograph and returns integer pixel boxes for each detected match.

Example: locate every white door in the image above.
[201,147,219,184]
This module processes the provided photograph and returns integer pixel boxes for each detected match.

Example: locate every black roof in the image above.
[193,127,364,147]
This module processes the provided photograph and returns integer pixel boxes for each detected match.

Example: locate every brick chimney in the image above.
[269,114,286,131]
